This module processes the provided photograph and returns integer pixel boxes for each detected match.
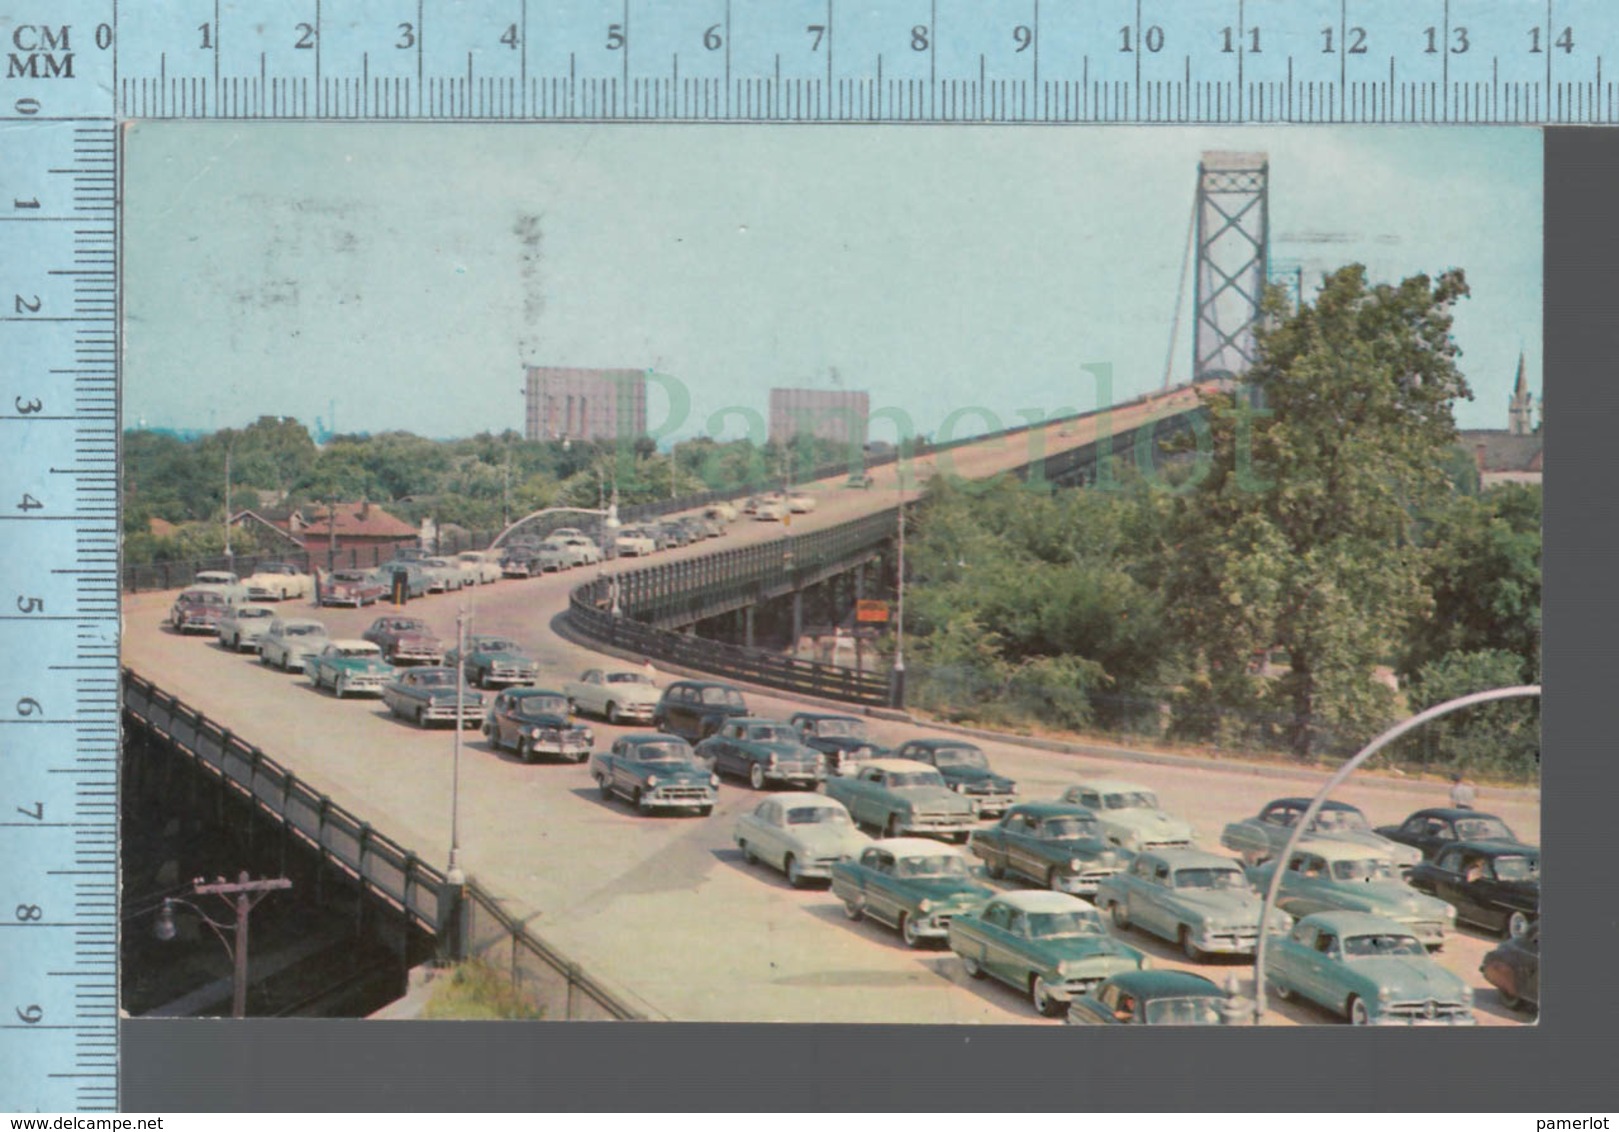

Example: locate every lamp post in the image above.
[154,871,292,1018]
[1249,684,1540,1024]
[891,478,907,708]
[222,445,233,569]
[447,607,471,885]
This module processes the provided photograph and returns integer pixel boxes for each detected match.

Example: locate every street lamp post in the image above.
[154,871,292,1018]
[448,607,470,884]
[891,479,907,709]
[223,446,233,569]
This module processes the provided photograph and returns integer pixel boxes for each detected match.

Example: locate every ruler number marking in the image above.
[1120,26,1165,54]
[1013,26,1033,53]
[16,597,44,614]
[198,23,212,50]
[16,803,44,821]
[16,1005,43,1025]
[1528,27,1574,54]
[607,24,626,51]
[17,495,43,513]
[704,25,723,52]
[500,24,519,50]
[1221,27,1261,54]
[806,25,826,52]
[16,905,43,922]
[397,23,416,51]
[15,398,43,414]
[295,23,317,51]
[16,697,43,716]
[14,198,40,210]
[1425,27,1469,55]
[15,295,41,315]
[1321,27,1368,55]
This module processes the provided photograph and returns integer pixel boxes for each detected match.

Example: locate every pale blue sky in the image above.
[124,124,1541,442]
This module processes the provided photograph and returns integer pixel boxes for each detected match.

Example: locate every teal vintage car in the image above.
[822,759,977,841]
[1094,848,1293,960]
[1066,970,1234,1026]
[1249,842,1456,948]
[890,739,1018,818]
[1266,911,1475,1025]
[443,634,540,689]
[948,890,1148,1016]
[830,838,994,947]
[305,639,394,698]
[1060,780,1194,852]
[1222,797,1422,872]
[968,802,1128,896]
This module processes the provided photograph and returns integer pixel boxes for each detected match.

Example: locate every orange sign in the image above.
[856,600,890,623]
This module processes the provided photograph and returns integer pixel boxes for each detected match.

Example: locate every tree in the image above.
[1166,266,1473,758]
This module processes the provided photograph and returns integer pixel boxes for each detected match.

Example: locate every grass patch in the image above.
[420,960,546,1021]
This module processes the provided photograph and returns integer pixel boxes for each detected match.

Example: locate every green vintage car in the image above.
[1266,911,1475,1025]
[443,634,540,689]
[948,890,1148,1016]
[968,802,1128,896]
[1094,848,1293,961]
[1060,780,1194,852]
[304,639,394,698]
[830,838,994,947]
[822,759,977,841]
[1249,842,1456,948]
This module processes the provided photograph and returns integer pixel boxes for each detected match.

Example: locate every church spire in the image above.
[1508,351,1533,435]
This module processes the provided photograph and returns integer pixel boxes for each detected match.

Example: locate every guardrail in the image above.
[121,668,643,1020]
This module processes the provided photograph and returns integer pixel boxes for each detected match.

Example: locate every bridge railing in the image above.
[121,668,644,1020]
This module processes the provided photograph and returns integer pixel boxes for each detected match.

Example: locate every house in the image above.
[231,500,418,567]
[1458,353,1542,489]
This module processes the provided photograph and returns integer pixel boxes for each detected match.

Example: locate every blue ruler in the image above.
[0,0,1604,1114]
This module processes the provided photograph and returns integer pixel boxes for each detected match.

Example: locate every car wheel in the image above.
[986,857,1006,881]
[597,776,613,801]
[786,855,805,889]
[749,763,767,791]
[1031,975,1061,1017]
[962,954,984,979]
[885,816,902,839]
[1273,981,1294,1002]
[633,789,652,815]
[416,707,428,728]
[1506,911,1530,939]
[1110,901,1130,930]
[900,912,924,949]
[1046,868,1066,892]
[607,702,625,726]
[517,738,534,765]
[697,805,713,817]
[1180,927,1206,963]
[842,897,864,922]
[739,841,757,866]
[1347,996,1371,1026]
[278,652,289,671]
[334,675,348,699]
[259,651,270,667]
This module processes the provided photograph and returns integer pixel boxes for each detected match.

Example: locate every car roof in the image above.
[670,680,742,691]
[730,717,793,727]
[327,638,380,650]
[231,603,277,614]
[1404,807,1508,822]
[859,758,940,774]
[862,837,969,858]
[1286,840,1396,862]
[901,737,982,751]
[771,795,849,813]
[1070,779,1154,795]
[1004,801,1096,819]
[986,890,1093,914]
[1136,848,1244,870]
[1440,840,1539,858]
[1096,970,1224,998]
[1268,797,1362,812]
[1295,910,1420,936]
[791,712,861,723]
[620,732,689,745]
[508,686,566,697]
[275,618,326,629]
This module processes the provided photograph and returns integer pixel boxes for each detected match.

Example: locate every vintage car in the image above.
[786,491,817,513]
[788,712,886,776]
[321,569,387,608]
[823,759,977,842]
[1066,970,1233,1026]
[377,560,431,600]
[1060,780,1194,852]
[830,838,993,946]
[443,634,540,689]
[484,687,594,763]
[549,527,586,541]
[890,739,1017,817]
[652,680,750,742]
[499,547,539,578]
[526,539,573,572]
[169,587,232,634]
[1407,841,1539,938]
[704,502,738,522]
[844,472,875,489]
[1481,923,1539,1012]
[216,604,278,652]
[419,557,469,593]
[1221,797,1422,872]
[969,802,1129,896]
[591,734,716,815]
[564,668,660,724]
[1093,848,1292,960]
[615,528,658,557]
[1248,843,1456,948]
[381,666,486,728]
[559,537,601,566]
[192,570,247,603]
[454,550,504,585]
[257,617,329,672]
[696,718,826,790]
[305,639,394,698]
[753,498,788,522]
[1265,912,1475,1025]
[243,562,314,602]
[948,891,1149,1016]
[361,615,444,666]
[1374,807,1527,861]
[734,795,871,888]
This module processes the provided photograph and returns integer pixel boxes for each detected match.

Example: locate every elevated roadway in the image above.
[122,388,1537,1024]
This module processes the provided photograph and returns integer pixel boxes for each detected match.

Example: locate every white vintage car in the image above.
[455,550,504,585]
[243,562,314,602]
[192,570,248,604]
[564,668,661,724]
[615,528,658,557]
[1060,780,1195,852]
[754,498,788,522]
[787,491,817,514]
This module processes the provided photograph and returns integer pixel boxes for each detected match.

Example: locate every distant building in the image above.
[1459,353,1542,489]
[769,388,870,449]
[524,367,647,443]
[233,500,418,565]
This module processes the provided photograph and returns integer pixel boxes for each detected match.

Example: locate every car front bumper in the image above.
[643,786,715,810]
[764,766,825,786]
[336,673,390,694]
[482,666,538,687]
[1050,868,1126,896]
[959,791,1016,817]
[899,816,977,838]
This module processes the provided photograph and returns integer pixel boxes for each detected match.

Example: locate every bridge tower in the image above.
[1193,152,1270,387]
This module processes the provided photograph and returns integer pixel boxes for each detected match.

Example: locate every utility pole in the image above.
[156,871,292,1018]
[326,496,338,572]
[448,608,469,884]
[223,446,233,567]
[892,486,906,709]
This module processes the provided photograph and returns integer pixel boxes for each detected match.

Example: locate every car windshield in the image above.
[786,806,849,826]
[1455,817,1515,841]
[1040,817,1100,840]
[606,673,651,685]
[196,573,235,584]
[896,854,968,878]
[1310,808,1370,833]
[701,688,745,707]
[1330,858,1397,882]
[414,670,456,687]
[516,695,567,715]
[1342,933,1426,958]
[184,591,224,604]
[930,746,987,769]
[285,625,323,637]
[746,725,791,742]
[1174,868,1249,891]
[1103,791,1159,810]
[236,608,273,620]
[889,771,946,789]
[339,646,379,658]
[478,639,518,653]
[633,743,689,763]
[539,541,566,551]
[813,718,864,739]
[1143,996,1225,1026]
[458,554,482,563]
[332,573,368,583]
[1493,855,1539,881]
[1026,911,1104,939]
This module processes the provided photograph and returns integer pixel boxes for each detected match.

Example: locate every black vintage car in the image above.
[1408,841,1539,938]
[789,712,887,776]
[1481,924,1539,1012]
[652,679,749,742]
[1375,807,1528,861]
[483,687,594,763]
